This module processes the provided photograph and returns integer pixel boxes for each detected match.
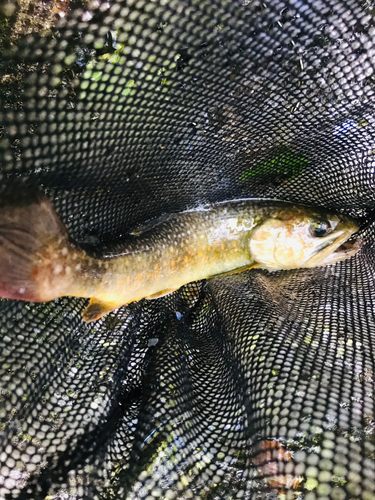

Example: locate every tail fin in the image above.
[0,184,69,302]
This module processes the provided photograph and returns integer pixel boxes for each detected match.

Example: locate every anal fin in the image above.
[82,298,122,322]
[146,288,178,300]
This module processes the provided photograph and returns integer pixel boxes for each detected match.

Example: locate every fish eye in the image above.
[309,220,331,237]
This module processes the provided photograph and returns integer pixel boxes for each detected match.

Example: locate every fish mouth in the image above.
[304,225,362,268]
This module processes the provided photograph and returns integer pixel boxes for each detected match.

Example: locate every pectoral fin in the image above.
[82,298,122,322]
[209,263,261,279]
[146,288,178,300]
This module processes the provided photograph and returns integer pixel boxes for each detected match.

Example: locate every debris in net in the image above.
[252,440,303,491]
[240,145,308,182]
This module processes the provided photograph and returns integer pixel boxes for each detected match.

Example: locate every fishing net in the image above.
[1,0,375,498]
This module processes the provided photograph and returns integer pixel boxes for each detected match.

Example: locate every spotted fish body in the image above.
[38,204,269,319]
[0,187,360,322]
[71,206,263,300]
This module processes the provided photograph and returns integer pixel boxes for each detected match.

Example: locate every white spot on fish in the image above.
[19,288,25,294]
[61,247,68,256]
[72,253,78,260]
[75,264,81,271]
[54,265,63,275]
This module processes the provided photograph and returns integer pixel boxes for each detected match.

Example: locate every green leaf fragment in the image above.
[304,478,318,490]
[91,71,103,82]
[122,80,136,96]
[240,146,308,181]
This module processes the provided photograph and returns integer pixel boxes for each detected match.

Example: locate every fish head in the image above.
[249,205,361,271]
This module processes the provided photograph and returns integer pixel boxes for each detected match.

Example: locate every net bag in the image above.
[0,0,375,498]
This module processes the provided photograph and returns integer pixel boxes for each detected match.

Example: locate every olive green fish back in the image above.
[0,0,375,498]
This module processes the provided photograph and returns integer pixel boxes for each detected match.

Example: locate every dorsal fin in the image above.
[130,213,177,236]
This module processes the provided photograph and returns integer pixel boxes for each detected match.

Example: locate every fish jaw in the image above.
[303,223,360,268]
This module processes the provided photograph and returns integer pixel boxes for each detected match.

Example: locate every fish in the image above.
[0,185,361,322]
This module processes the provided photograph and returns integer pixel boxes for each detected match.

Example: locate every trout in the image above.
[0,186,360,322]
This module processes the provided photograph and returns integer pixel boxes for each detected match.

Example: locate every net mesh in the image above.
[1,0,375,498]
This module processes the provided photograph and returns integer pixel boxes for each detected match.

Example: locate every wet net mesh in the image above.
[1,0,375,498]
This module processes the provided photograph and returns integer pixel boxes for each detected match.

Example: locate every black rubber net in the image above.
[1,0,375,498]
